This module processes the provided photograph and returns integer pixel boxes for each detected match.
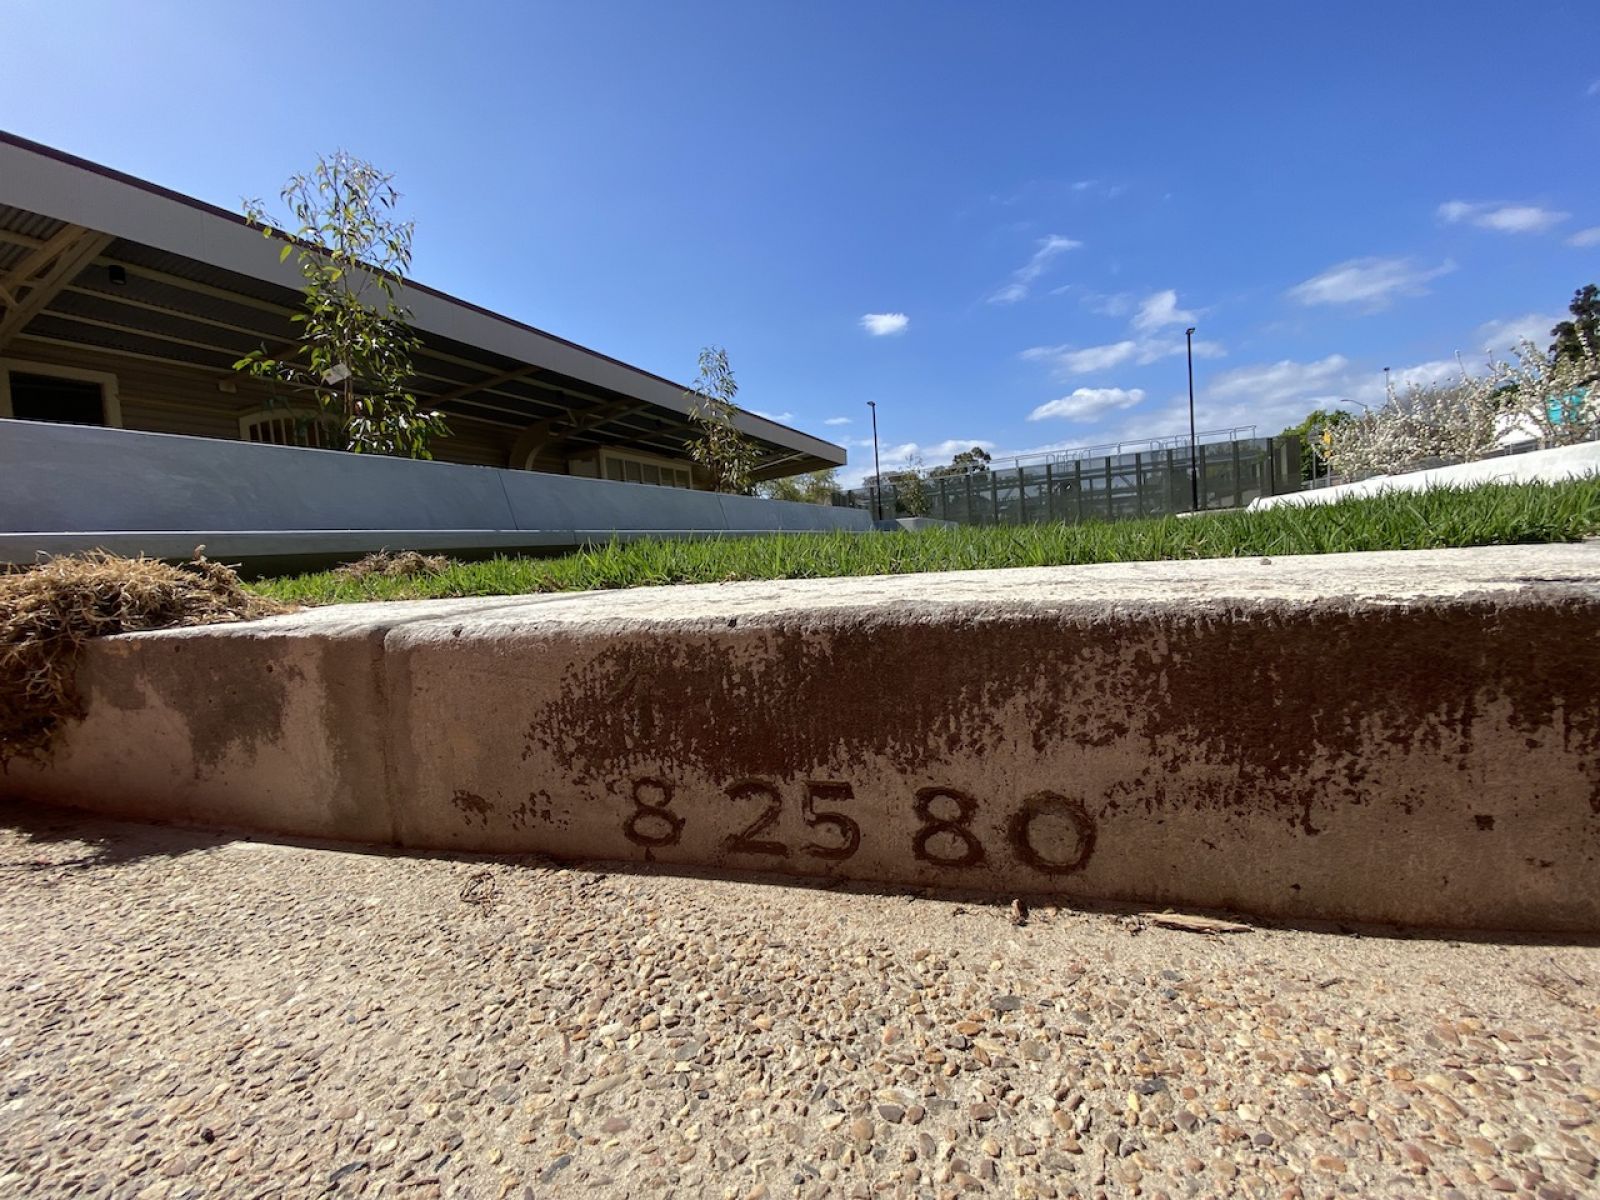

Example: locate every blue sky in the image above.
[7,1,1598,482]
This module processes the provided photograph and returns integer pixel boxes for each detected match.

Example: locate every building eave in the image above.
[0,129,846,470]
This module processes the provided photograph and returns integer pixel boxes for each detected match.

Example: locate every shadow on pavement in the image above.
[2,795,1597,951]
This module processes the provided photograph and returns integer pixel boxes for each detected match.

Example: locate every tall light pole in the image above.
[1185,326,1199,511]
[867,400,883,521]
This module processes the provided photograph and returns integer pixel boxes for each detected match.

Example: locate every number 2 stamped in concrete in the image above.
[620,776,1096,876]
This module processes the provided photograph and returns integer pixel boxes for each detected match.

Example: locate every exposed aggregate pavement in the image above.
[2,804,1597,1200]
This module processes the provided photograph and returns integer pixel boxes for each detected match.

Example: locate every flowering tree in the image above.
[236,153,448,458]
[1325,367,1500,477]
[1398,371,1504,464]
[1323,408,1414,478]
[1325,333,1598,478]
[1486,331,1600,448]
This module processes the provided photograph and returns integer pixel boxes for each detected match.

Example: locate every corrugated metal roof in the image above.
[72,270,300,342]
[106,238,302,311]
[23,313,241,372]
[1,212,834,474]
[0,202,67,243]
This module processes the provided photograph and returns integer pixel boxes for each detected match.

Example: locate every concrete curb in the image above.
[6,544,1600,931]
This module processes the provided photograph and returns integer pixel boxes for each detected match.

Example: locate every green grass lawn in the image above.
[254,476,1600,606]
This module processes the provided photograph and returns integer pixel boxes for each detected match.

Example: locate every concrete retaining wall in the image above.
[1249,440,1600,510]
[0,419,873,570]
[5,544,1599,931]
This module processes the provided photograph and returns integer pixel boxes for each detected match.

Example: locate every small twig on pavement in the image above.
[1135,911,1252,935]
[460,870,498,911]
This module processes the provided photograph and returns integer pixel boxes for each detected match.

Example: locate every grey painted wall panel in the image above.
[0,420,873,565]
[0,421,516,533]
[502,470,736,533]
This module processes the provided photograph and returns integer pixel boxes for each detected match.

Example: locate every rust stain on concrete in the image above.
[90,635,298,772]
[451,790,492,826]
[525,594,1600,836]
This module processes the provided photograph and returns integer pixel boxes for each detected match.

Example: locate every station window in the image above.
[600,450,693,489]
[0,361,121,427]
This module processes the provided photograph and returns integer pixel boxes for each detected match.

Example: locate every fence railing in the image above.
[987,425,1260,471]
[841,435,1302,525]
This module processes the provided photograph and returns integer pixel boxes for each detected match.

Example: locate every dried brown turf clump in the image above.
[0,552,286,764]
[333,550,452,581]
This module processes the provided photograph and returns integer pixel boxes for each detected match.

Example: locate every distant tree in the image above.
[235,152,449,458]
[756,468,840,504]
[685,346,760,494]
[928,446,993,478]
[1278,408,1353,482]
[1550,284,1600,366]
[886,454,930,516]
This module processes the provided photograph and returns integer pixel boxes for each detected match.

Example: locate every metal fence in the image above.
[842,435,1303,525]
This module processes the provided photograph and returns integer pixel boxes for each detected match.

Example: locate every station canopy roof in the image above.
[0,131,845,479]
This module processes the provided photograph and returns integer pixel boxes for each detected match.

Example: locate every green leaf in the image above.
[279,243,294,263]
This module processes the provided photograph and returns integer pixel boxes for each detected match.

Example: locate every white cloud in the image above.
[1021,334,1224,377]
[1068,179,1127,199]
[1477,206,1567,233]
[1009,346,1493,455]
[1287,256,1455,310]
[1021,287,1216,381]
[1110,360,1350,442]
[1023,339,1137,372]
[860,312,909,336]
[837,438,996,487]
[1437,200,1569,234]
[1568,226,1600,247]
[1081,290,1135,316]
[1131,289,1198,333]
[986,233,1082,304]
[1207,355,1354,407]
[1380,359,1475,395]
[1476,312,1561,353]
[1190,353,1479,435]
[843,434,993,456]
[922,438,995,459]
[1028,387,1147,421]
[823,416,853,426]
[751,409,794,422]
